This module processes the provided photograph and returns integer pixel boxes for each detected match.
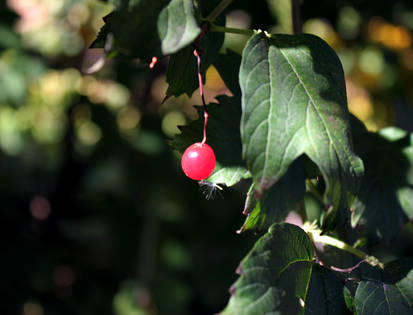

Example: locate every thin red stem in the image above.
[194,50,209,144]
[329,260,366,273]
[193,23,210,145]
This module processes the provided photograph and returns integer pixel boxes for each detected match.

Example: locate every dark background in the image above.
[1,0,413,314]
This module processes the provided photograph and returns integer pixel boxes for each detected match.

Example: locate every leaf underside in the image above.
[239,32,364,228]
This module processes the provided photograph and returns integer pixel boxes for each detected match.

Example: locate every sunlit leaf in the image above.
[239,32,363,228]
[158,0,201,55]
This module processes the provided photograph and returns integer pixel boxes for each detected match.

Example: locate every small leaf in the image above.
[351,127,413,242]
[221,223,346,314]
[166,16,225,97]
[157,0,201,55]
[239,32,364,228]
[171,95,249,187]
[354,259,413,314]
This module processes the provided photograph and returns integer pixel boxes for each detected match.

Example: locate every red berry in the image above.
[181,142,216,180]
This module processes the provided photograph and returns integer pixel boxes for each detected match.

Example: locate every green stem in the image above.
[308,230,384,269]
[209,23,255,36]
[312,233,366,259]
[206,0,233,21]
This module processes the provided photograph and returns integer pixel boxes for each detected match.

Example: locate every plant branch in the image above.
[312,233,367,259]
[206,0,233,21]
[303,222,384,269]
[291,0,302,34]
[209,24,255,36]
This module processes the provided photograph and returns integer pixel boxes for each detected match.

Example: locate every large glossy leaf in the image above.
[239,158,305,232]
[170,95,249,186]
[239,32,364,227]
[351,127,413,242]
[166,15,224,97]
[157,0,201,55]
[354,259,413,314]
[221,223,346,314]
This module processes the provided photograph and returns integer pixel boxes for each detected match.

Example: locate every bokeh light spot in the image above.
[117,106,141,132]
[161,111,186,137]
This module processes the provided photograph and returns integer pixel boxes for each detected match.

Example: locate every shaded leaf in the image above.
[213,49,242,97]
[221,223,346,314]
[91,0,169,60]
[354,259,413,315]
[351,127,413,243]
[158,0,201,55]
[239,158,305,232]
[166,16,224,97]
[171,95,249,186]
[239,32,363,228]
[304,264,347,315]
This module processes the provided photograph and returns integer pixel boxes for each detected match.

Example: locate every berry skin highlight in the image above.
[181,142,216,180]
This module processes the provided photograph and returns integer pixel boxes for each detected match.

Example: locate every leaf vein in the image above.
[278,49,357,178]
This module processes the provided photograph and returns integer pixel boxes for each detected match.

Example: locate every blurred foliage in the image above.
[1,0,413,314]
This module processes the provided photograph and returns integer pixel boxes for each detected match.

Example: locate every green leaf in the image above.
[171,95,249,186]
[213,49,242,97]
[304,264,347,314]
[354,259,413,314]
[239,158,305,232]
[221,223,346,314]
[166,16,225,97]
[239,32,364,228]
[157,0,201,55]
[91,0,169,59]
[351,127,413,242]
